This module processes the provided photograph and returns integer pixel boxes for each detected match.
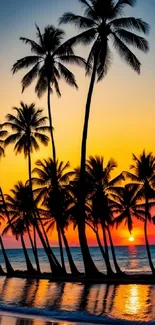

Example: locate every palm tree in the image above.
[33,158,80,275]
[12,25,85,163]
[111,184,144,234]
[60,0,149,275]
[2,102,49,189]
[86,156,123,274]
[1,102,64,275]
[4,182,40,273]
[3,217,36,274]
[124,151,155,274]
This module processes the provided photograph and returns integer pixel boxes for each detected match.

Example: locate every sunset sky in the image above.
[0,0,155,248]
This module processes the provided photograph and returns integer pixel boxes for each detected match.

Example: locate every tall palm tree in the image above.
[86,156,123,274]
[124,151,155,274]
[33,158,80,275]
[60,0,149,275]
[1,103,63,275]
[12,25,85,163]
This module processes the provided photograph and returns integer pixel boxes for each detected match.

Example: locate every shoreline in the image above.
[1,271,155,284]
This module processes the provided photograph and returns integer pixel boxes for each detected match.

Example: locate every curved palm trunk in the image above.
[95,230,109,275]
[33,225,41,273]
[20,234,36,273]
[106,226,122,274]
[57,226,66,273]
[28,149,63,275]
[144,197,155,274]
[27,225,40,273]
[0,265,5,275]
[102,224,114,275]
[47,80,67,275]
[61,229,80,275]
[144,218,155,274]
[78,54,101,276]
[0,236,14,274]
[37,210,63,271]
[47,79,56,163]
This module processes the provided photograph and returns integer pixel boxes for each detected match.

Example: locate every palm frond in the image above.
[112,33,141,74]
[115,29,149,53]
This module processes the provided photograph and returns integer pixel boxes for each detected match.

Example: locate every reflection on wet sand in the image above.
[0,315,64,324]
[0,277,155,322]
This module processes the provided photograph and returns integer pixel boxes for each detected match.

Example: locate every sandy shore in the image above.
[0,311,75,325]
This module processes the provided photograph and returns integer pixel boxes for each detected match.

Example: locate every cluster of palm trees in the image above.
[0,0,152,278]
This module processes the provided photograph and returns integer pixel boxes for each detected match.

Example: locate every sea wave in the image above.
[0,305,153,324]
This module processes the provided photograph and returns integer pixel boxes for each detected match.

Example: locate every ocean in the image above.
[0,245,155,324]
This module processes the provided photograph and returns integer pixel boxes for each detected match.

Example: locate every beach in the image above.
[0,246,155,323]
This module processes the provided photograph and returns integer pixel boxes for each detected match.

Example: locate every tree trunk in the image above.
[33,225,41,273]
[20,234,36,273]
[144,218,155,274]
[77,53,101,276]
[0,265,5,275]
[95,230,109,275]
[57,226,66,273]
[28,148,63,275]
[47,78,56,163]
[36,209,62,270]
[0,236,14,274]
[102,225,114,275]
[61,229,80,275]
[106,226,122,274]
[34,220,60,275]
[144,196,155,274]
[27,225,40,273]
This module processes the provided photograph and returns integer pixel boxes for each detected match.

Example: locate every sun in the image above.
[129,236,135,242]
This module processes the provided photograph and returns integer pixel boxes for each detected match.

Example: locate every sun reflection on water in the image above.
[0,278,154,323]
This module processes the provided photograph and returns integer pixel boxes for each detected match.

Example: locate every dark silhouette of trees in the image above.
[124,151,155,274]
[59,0,149,276]
[12,25,85,162]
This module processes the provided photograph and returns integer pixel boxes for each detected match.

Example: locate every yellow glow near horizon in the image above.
[129,236,135,242]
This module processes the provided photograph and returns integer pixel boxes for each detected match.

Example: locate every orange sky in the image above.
[0,0,155,247]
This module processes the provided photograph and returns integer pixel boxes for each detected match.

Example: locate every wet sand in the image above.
[0,312,72,325]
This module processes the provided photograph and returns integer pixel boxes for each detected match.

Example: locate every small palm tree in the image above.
[112,184,144,234]
[1,102,49,188]
[86,156,123,274]
[60,0,149,275]
[12,25,85,162]
[33,158,79,275]
[4,182,40,273]
[124,151,155,274]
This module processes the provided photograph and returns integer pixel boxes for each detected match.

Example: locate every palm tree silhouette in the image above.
[86,156,123,274]
[124,151,155,274]
[12,25,85,162]
[60,0,149,275]
[4,182,40,273]
[33,158,80,275]
[2,102,49,189]
[1,103,63,274]
[112,184,144,234]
